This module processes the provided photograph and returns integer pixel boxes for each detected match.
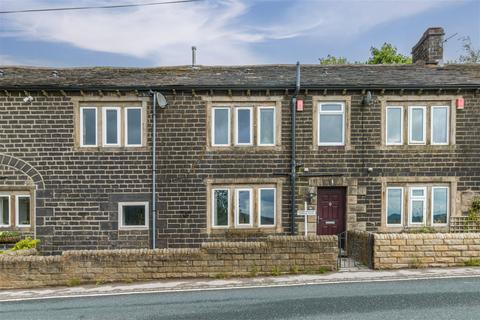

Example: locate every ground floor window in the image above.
[210,185,278,230]
[118,202,149,230]
[0,193,32,228]
[385,185,449,228]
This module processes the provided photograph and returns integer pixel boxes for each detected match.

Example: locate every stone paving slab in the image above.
[1,267,480,302]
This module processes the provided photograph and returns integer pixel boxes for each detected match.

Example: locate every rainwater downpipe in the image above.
[291,62,300,235]
[151,91,157,249]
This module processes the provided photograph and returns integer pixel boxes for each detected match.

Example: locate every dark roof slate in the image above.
[0,64,479,90]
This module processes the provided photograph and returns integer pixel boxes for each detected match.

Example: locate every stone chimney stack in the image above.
[412,27,445,65]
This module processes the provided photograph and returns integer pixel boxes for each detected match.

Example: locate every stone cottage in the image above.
[0,27,479,254]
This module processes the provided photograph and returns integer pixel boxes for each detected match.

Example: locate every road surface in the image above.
[2,277,480,320]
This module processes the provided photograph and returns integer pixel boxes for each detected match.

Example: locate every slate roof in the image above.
[0,64,479,90]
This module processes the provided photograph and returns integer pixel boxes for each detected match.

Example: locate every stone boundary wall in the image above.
[373,233,480,269]
[347,230,373,268]
[0,235,337,289]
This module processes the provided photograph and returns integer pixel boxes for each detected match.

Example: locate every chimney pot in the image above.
[412,27,445,65]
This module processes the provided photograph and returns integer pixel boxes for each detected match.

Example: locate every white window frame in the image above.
[386,187,404,227]
[79,107,97,147]
[409,187,427,225]
[15,195,31,227]
[124,107,143,147]
[118,201,149,230]
[431,106,450,145]
[102,107,121,147]
[0,195,11,227]
[258,188,276,227]
[212,188,230,228]
[408,106,426,145]
[318,102,345,146]
[211,107,231,147]
[235,188,253,227]
[257,106,276,146]
[235,107,253,146]
[386,106,404,145]
[431,186,449,226]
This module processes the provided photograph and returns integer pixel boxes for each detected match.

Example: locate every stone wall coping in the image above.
[201,241,268,249]
[373,233,480,240]
[268,235,337,242]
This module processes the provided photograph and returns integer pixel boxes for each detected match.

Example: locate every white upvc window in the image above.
[386,187,403,226]
[15,195,31,227]
[118,202,149,230]
[258,188,276,227]
[318,102,345,146]
[0,195,11,227]
[102,107,121,147]
[431,106,449,145]
[386,106,403,145]
[125,107,143,147]
[80,107,97,147]
[235,107,253,145]
[212,107,231,146]
[409,187,426,225]
[235,188,252,227]
[257,107,276,146]
[432,187,449,226]
[212,188,230,228]
[408,106,426,145]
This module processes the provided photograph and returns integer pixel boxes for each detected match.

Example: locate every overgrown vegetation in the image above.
[289,265,299,274]
[410,256,425,269]
[466,197,480,229]
[319,55,348,65]
[249,264,259,277]
[11,237,39,251]
[270,266,281,276]
[66,278,81,287]
[406,227,437,234]
[464,258,480,267]
[458,37,480,64]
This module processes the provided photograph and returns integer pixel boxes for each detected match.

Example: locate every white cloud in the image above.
[0,0,458,65]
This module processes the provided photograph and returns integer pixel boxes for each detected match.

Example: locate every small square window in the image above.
[118,202,148,229]
[16,196,30,227]
[0,196,10,227]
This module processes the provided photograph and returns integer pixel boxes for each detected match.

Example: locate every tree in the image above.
[458,37,480,64]
[318,54,348,65]
[367,43,412,64]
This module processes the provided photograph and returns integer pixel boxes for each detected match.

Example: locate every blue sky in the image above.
[0,0,478,66]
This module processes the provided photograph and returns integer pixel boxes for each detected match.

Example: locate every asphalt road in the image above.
[2,277,480,320]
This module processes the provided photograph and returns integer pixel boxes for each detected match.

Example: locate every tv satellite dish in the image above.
[156,92,168,108]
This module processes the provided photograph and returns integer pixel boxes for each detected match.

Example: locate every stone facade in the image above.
[0,235,338,289]
[412,27,444,64]
[0,87,479,253]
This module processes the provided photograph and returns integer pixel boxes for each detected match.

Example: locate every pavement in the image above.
[1,266,480,302]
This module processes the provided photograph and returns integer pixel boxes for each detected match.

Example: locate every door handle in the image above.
[317,217,322,224]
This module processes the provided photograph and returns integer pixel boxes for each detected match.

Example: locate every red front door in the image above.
[316,188,345,235]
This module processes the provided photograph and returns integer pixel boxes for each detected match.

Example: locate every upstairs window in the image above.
[386,106,403,145]
[209,103,279,148]
[384,101,452,146]
[81,107,97,147]
[318,102,345,146]
[431,106,449,145]
[78,103,145,148]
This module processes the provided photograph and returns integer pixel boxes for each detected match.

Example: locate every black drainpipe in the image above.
[151,91,157,249]
[291,62,301,235]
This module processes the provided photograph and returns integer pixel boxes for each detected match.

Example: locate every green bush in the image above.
[464,258,480,267]
[11,237,39,251]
